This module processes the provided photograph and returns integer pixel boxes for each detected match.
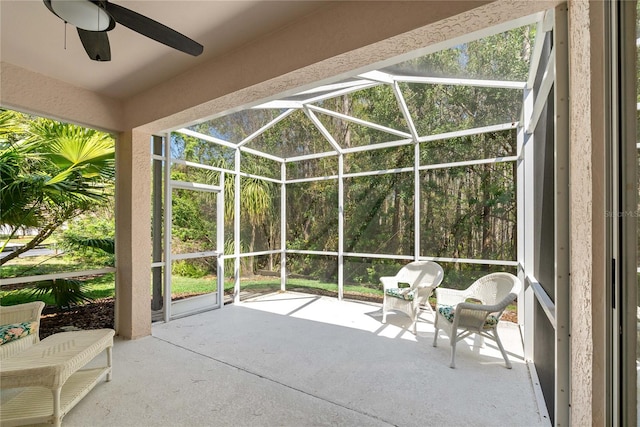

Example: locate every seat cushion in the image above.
[0,321,37,345]
[385,288,415,301]
[437,305,499,329]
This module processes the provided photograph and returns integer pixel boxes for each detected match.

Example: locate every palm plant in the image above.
[0,109,115,265]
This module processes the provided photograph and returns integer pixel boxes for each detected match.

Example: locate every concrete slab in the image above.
[57,292,548,426]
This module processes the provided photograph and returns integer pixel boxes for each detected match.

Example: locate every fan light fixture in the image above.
[43,0,203,61]
[46,0,114,31]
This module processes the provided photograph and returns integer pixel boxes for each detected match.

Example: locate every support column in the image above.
[115,129,152,339]
[567,1,607,424]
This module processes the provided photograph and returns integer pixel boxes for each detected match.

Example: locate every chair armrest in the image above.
[0,301,45,331]
[452,292,517,329]
[460,291,518,314]
[380,276,399,291]
[435,287,468,306]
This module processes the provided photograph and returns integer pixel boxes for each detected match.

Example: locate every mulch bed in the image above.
[40,298,115,339]
[38,290,516,338]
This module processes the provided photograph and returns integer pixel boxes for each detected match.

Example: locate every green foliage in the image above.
[172,260,209,278]
[1,272,114,307]
[163,25,531,286]
[58,213,115,266]
[29,278,93,309]
[0,109,115,265]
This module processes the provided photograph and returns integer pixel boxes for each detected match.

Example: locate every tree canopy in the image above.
[165,25,532,286]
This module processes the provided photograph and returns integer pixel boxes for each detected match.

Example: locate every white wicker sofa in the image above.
[0,302,114,427]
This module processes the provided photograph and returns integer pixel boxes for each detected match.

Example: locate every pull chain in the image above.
[64,21,67,50]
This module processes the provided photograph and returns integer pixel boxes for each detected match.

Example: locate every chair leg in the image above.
[432,315,439,347]
[449,335,457,369]
[382,295,387,324]
[411,319,417,335]
[410,304,418,334]
[493,330,512,369]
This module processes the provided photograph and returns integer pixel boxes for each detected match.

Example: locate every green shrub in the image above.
[29,278,93,308]
[172,261,208,278]
[58,213,115,266]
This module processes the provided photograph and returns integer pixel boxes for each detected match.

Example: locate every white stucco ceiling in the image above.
[0,0,326,99]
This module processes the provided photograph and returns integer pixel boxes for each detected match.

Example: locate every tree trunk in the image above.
[0,218,64,266]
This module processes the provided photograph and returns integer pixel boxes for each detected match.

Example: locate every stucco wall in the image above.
[0,62,123,132]
[567,0,607,424]
[114,129,152,339]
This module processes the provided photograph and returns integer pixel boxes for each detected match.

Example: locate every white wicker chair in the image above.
[0,301,45,360]
[381,261,444,334]
[432,272,521,369]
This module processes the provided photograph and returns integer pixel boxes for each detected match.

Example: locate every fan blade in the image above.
[77,28,111,61]
[105,2,203,56]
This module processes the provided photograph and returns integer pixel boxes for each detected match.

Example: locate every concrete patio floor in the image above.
[60,292,548,426]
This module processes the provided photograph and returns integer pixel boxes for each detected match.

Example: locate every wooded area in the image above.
[165,25,533,289]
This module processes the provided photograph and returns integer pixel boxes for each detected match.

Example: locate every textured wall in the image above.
[115,129,152,339]
[0,62,123,132]
[568,0,606,424]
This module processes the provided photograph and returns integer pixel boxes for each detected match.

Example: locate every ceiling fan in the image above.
[43,0,203,61]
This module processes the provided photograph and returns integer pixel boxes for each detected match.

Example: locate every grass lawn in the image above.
[0,257,515,316]
[0,257,384,306]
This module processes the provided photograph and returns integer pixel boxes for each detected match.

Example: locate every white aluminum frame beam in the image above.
[177,128,236,149]
[176,128,285,162]
[280,162,287,292]
[418,155,517,172]
[418,122,518,144]
[238,172,281,185]
[341,138,414,154]
[251,100,303,109]
[343,166,414,179]
[306,104,412,139]
[233,149,241,303]
[287,249,340,256]
[526,19,549,90]
[238,109,296,148]
[414,142,420,260]
[216,172,225,309]
[169,180,221,192]
[286,175,339,184]
[296,79,376,95]
[395,75,526,90]
[553,6,570,423]
[172,251,220,261]
[343,252,414,261]
[393,81,420,141]
[171,159,228,174]
[338,153,345,300]
[163,133,172,322]
[298,82,379,105]
[526,46,556,134]
[304,107,343,154]
[284,150,338,163]
[241,146,283,162]
[357,70,395,84]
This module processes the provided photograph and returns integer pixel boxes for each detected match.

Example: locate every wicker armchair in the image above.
[432,273,521,369]
[381,261,444,334]
[0,301,45,360]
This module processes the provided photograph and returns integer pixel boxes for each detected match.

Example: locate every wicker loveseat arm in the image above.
[0,301,45,360]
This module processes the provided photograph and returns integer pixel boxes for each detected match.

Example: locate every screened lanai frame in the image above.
[151,7,563,421]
